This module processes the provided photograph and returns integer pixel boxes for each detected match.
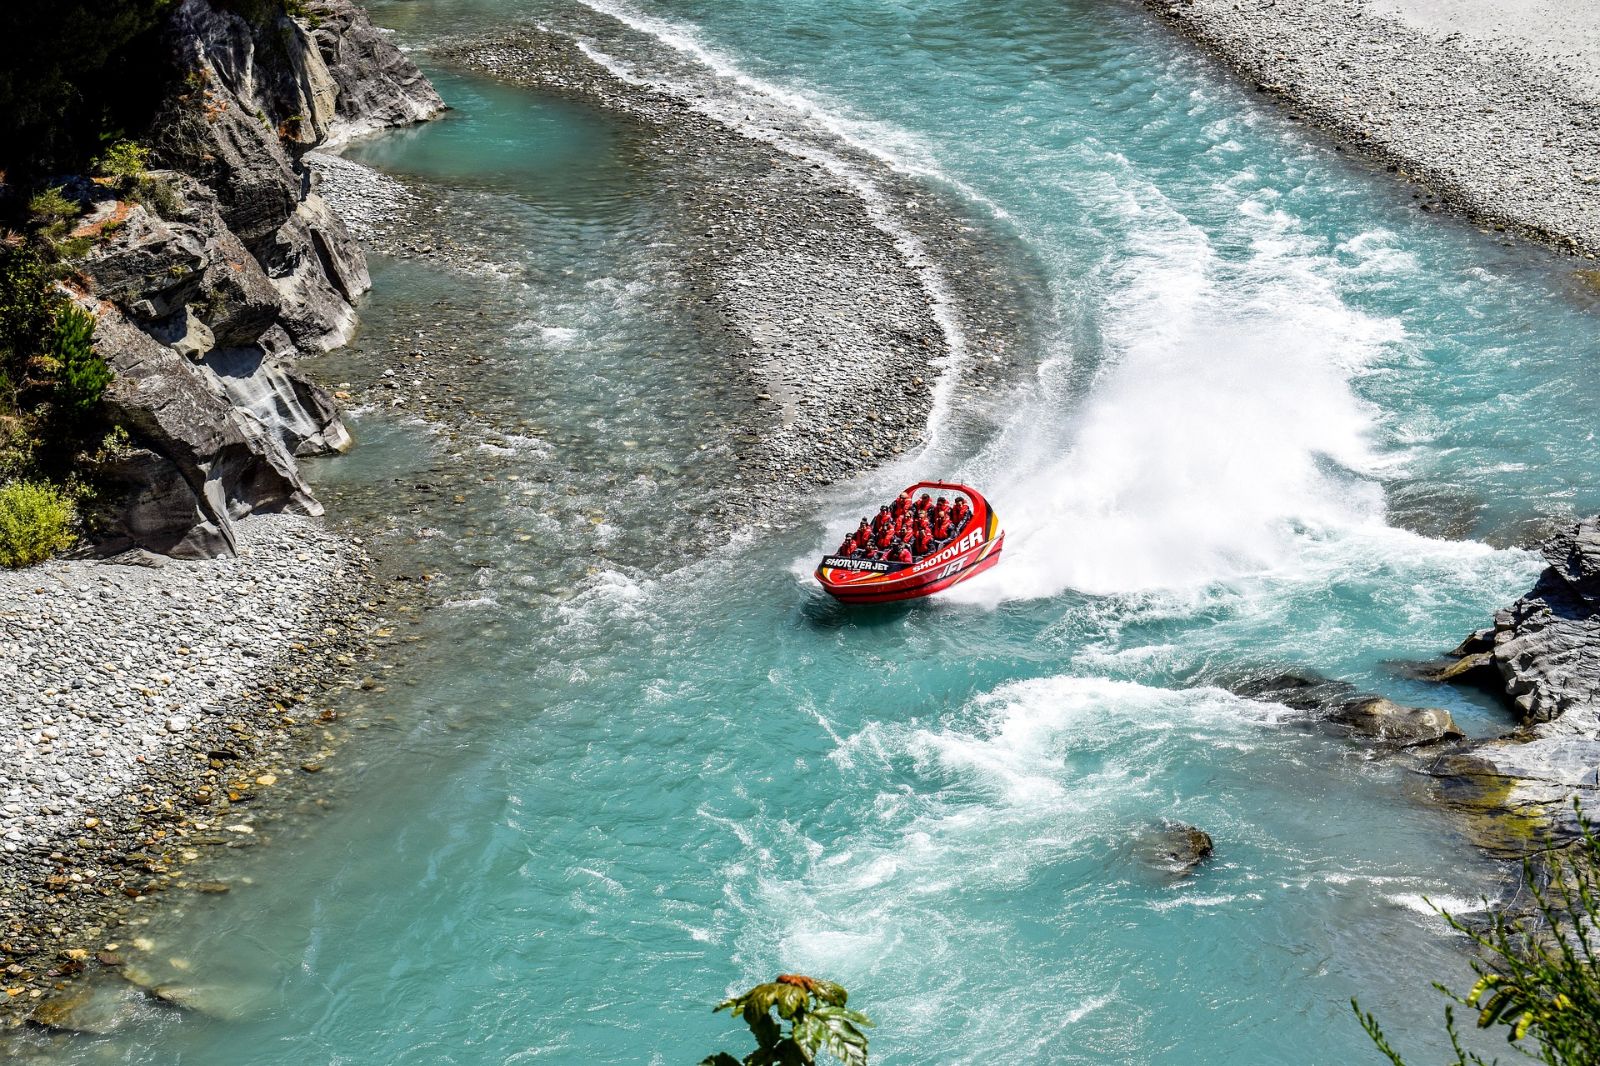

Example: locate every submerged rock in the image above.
[28,980,143,1036]
[1326,698,1464,748]
[1228,670,1462,748]
[1136,821,1215,876]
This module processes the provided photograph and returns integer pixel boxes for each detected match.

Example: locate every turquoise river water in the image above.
[28,0,1600,1062]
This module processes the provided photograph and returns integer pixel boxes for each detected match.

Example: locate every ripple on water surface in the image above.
[18,0,1599,1062]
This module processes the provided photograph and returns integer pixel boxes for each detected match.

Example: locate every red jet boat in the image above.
[815,481,1004,605]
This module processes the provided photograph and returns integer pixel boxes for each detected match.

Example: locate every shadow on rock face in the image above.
[1133,820,1214,879]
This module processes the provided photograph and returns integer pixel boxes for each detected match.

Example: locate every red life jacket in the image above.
[915,533,933,555]
[876,527,895,548]
[934,519,952,539]
[895,547,913,563]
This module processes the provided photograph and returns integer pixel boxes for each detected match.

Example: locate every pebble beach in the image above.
[1141,0,1600,256]
[0,516,371,1014]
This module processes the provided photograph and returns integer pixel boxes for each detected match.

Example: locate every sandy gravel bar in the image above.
[0,515,371,1022]
[436,14,1041,511]
[1140,0,1600,256]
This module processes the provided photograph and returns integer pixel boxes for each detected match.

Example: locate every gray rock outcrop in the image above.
[1429,517,1600,849]
[1482,517,1600,727]
[76,0,439,556]
[305,0,446,147]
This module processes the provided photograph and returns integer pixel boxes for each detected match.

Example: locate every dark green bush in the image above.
[51,306,111,415]
[0,241,57,393]
[0,479,75,567]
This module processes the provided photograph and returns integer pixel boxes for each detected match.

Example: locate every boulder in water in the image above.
[1327,697,1464,747]
[1136,821,1214,876]
[1227,669,1463,748]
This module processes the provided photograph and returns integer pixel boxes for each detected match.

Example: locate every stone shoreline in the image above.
[1138,0,1600,258]
[0,515,379,1024]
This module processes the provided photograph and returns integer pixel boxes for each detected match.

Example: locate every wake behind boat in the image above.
[815,481,1004,604]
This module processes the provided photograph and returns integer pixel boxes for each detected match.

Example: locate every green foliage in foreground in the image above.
[0,480,76,567]
[702,975,873,1066]
[1355,801,1600,1065]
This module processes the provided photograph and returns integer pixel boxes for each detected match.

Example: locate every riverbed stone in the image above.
[1136,821,1215,876]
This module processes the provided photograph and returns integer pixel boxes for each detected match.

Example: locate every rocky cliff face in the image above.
[77,0,442,557]
[1430,517,1600,851]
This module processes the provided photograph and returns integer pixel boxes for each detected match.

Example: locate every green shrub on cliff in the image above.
[1355,801,1600,1064]
[0,242,58,396]
[0,480,76,567]
[701,974,873,1066]
[93,139,151,183]
[50,306,111,416]
[0,243,116,479]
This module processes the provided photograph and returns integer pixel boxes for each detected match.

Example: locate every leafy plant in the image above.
[0,479,76,567]
[1355,800,1600,1064]
[132,174,180,219]
[26,186,81,246]
[51,305,111,415]
[701,974,873,1066]
[0,241,58,381]
[93,138,150,181]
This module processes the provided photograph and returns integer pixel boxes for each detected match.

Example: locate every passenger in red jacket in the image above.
[933,516,953,541]
[951,497,971,529]
[894,544,913,564]
[875,525,896,549]
[914,529,934,557]
[892,490,913,519]
[916,493,933,515]
[855,518,872,543]
[838,533,859,556]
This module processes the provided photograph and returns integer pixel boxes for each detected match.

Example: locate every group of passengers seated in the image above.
[834,490,974,564]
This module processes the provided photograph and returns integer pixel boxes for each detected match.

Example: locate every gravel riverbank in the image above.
[1139,0,1600,257]
[0,516,374,1024]
[427,14,1042,518]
